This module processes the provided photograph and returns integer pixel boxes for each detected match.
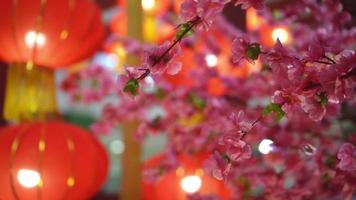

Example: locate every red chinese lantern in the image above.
[142,153,230,200]
[0,121,108,200]
[0,0,104,68]
[207,77,227,97]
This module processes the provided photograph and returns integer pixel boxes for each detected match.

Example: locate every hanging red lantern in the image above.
[0,0,104,68]
[142,153,230,200]
[0,121,108,200]
[207,77,227,97]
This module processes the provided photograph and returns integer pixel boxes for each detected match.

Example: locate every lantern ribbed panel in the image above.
[0,0,104,68]
[0,121,108,200]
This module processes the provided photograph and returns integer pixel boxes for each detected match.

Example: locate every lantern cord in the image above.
[27,0,48,69]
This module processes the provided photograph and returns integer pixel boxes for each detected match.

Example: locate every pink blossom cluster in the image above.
[61,64,116,104]
[61,0,356,198]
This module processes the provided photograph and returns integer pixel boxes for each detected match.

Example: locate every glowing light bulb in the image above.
[17,169,41,188]
[205,54,218,68]
[180,175,202,194]
[109,140,125,155]
[25,31,46,48]
[142,0,155,11]
[272,28,289,44]
[258,139,274,154]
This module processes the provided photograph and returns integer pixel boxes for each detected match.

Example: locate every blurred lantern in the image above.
[246,8,292,47]
[110,9,128,38]
[260,25,291,47]
[142,153,230,200]
[173,0,184,15]
[246,8,265,31]
[0,0,104,68]
[164,47,196,88]
[197,31,261,78]
[207,77,227,97]
[0,121,108,200]
[0,0,104,121]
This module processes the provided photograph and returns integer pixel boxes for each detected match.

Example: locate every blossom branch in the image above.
[135,17,201,81]
[323,55,336,64]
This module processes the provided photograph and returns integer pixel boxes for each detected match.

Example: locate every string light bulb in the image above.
[142,0,155,12]
[205,54,218,68]
[180,175,202,194]
[17,169,41,188]
[25,31,46,48]
[258,139,274,155]
[272,28,289,44]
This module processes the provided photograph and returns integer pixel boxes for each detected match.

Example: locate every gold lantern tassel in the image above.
[3,63,57,122]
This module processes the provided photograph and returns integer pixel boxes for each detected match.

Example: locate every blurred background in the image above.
[0,0,355,199]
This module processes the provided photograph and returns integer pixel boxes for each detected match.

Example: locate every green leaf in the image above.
[123,79,140,96]
[155,88,166,99]
[262,103,285,121]
[221,153,231,163]
[321,173,330,188]
[272,10,282,20]
[318,92,328,107]
[176,23,194,40]
[324,155,335,168]
[188,93,206,110]
[245,43,261,61]
[262,64,271,71]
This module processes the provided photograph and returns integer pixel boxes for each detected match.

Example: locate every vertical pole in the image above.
[121,0,143,200]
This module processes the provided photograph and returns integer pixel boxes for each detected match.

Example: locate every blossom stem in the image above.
[136,68,150,81]
[314,60,334,65]
[252,115,263,127]
[135,17,201,81]
[241,115,264,140]
[323,55,336,64]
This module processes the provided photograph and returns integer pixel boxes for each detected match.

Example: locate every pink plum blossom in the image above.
[337,143,356,172]
[180,0,230,30]
[143,42,182,75]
